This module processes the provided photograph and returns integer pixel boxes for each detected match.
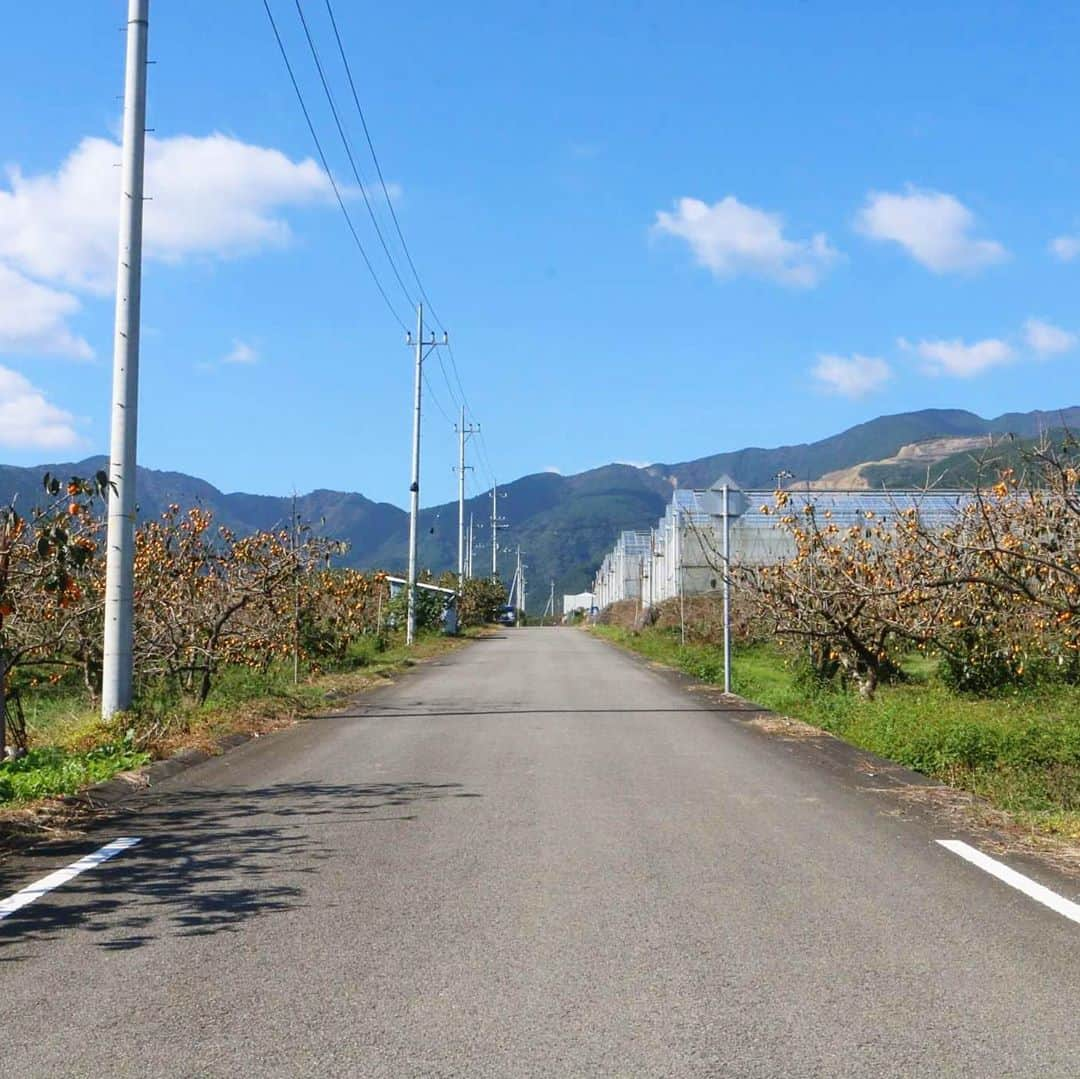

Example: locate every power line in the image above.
[475,425,497,486]
[272,0,496,481]
[292,0,417,311]
[262,0,407,330]
[422,369,454,426]
[434,350,460,412]
[323,0,446,330]
[444,342,473,417]
[320,0,477,426]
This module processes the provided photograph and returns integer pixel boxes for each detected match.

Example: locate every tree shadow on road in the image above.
[0,780,478,959]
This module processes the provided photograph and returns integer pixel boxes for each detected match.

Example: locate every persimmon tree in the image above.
[0,472,109,756]
[131,506,343,704]
[295,568,388,670]
[903,439,1080,688]
[457,576,507,627]
[737,492,956,697]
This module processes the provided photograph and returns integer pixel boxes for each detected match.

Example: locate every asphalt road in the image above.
[1,628,1078,1077]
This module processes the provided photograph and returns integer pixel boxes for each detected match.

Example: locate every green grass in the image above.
[592,626,1080,839]
[0,742,150,804]
[1,630,469,810]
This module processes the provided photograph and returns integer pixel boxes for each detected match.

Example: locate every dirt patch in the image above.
[873,781,1080,878]
[746,713,825,741]
[812,435,992,489]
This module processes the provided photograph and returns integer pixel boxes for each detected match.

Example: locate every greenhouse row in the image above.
[591,478,968,610]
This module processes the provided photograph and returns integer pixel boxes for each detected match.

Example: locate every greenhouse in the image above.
[593,478,970,609]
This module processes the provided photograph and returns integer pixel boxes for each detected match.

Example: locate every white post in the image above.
[722,483,731,694]
[457,406,466,587]
[292,491,299,685]
[518,545,525,616]
[406,304,423,646]
[491,484,498,577]
[467,512,473,579]
[677,507,686,647]
[101,0,150,719]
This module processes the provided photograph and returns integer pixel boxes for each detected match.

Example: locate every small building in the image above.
[562,591,595,616]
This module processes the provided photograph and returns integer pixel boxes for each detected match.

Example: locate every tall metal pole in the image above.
[455,408,476,588]
[517,545,525,615]
[677,506,686,647]
[403,304,447,645]
[722,483,731,693]
[457,407,466,586]
[406,304,423,646]
[101,0,150,719]
[491,484,498,577]
[292,491,299,685]
[467,513,473,578]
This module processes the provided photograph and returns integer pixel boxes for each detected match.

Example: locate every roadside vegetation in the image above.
[593,437,1080,840]
[0,476,506,810]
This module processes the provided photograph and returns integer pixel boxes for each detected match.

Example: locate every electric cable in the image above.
[292,0,417,311]
[262,0,408,330]
[323,0,447,329]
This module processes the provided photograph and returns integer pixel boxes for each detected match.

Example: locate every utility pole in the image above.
[490,484,506,578]
[405,303,447,646]
[543,580,554,624]
[520,550,526,615]
[722,482,732,694]
[292,490,300,686]
[507,561,520,611]
[467,512,474,579]
[455,407,477,588]
[101,0,150,719]
[676,504,686,647]
[491,485,498,577]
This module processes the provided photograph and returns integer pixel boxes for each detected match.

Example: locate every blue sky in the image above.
[2,1,1079,508]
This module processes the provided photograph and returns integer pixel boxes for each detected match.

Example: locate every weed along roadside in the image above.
[0,630,476,850]
[589,619,1080,846]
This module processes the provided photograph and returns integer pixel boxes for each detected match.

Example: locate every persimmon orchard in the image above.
[0,477,400,754]
[737,439,1080,697]
[0,472,110,756]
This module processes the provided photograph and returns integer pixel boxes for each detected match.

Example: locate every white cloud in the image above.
[0,133,332,296]
[1023,318,1076,356]
[856,187,1006,273]
[812,354,891,398]
[1049,235,1080,261]
[905,336,1014,377]
[222,340,258,365]
[653,196,838,287]
[0,365,83,450]
[543,465,563,474]
[0,264,92,359]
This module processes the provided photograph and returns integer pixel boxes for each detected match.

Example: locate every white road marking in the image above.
[0,837,142,922]
[937,839,1080,925]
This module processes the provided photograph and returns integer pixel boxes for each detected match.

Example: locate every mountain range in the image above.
[4,405,1077,613]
